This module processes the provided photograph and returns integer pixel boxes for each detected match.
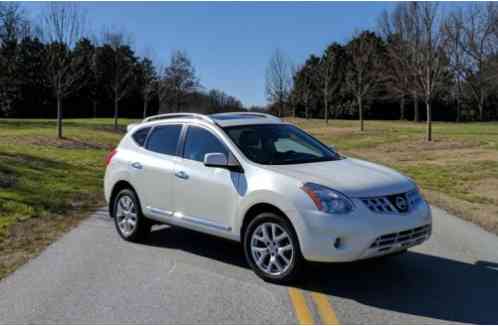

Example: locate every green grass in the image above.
[0,118,137,238]
[0,117,497,279]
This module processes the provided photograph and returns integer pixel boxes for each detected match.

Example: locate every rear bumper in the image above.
[294,200,432,263]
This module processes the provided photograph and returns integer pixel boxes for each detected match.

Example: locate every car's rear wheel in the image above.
[243,212,303,283]
[113,188,151,242]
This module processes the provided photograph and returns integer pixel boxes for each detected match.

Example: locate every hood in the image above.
[265,158,414,198]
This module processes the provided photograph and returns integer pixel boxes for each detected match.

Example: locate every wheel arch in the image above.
[109,180,137,217]
[240,203,294,242]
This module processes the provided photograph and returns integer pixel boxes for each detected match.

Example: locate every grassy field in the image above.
[289,118,498,234]
[0,117,497,279]
[0,118,133,279]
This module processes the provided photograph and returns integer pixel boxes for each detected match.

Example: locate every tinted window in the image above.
[132,127,151,147]
[183,126,228,162]
[223,124,341,165]
[146,125,182,156]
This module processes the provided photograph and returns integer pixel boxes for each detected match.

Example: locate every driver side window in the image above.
[274,135,322,157]
[183,126,228,162]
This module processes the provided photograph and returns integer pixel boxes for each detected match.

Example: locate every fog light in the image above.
[334,237,341,249]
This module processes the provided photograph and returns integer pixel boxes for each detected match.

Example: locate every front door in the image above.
[173,125,240,233]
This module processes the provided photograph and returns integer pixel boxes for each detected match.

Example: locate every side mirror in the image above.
[204,152,228,167]
[204,152,244,173]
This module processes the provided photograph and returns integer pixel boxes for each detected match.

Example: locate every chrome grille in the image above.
[362,190,422,214]
[369,225,431,252]
[362,197,398,214]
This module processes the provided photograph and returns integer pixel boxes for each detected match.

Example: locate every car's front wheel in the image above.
[243,212,303,283]
[113,188,151,242]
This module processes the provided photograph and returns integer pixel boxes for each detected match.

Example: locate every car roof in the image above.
[209,112,282,127]
[128,112,283,132]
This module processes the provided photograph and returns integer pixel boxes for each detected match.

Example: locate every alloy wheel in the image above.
[116,195,138,236]
[250,222,294,276]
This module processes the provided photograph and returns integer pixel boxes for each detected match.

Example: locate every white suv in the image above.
[104,112,432,282]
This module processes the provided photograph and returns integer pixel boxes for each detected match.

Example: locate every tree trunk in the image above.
[57,96,63,139]
[324,95,329,124]
[93,100,97,119]
[358,97,364,132]
[413,93,419,122]
[304,95,309,119]
[113,96,119,131]
[479,93,485,121]
[426,101,432,142]
[400,96,405,120]
[143,100,148,119]
[455,97,461,122]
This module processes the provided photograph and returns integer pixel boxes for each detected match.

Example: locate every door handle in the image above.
[131,162,143,170]
[175,171,189,179]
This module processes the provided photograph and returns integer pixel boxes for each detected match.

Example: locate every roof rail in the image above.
[143,113,215,124]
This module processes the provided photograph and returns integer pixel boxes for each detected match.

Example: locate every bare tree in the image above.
[139,57,158,118]
[293,56,319,119]
[444,3,497,121]
[379,4,426,122]
[42,3,86,138]
[379,7,415,120]
[443,11,467,122]
[100,29,136,130]
[405,2,447,141]
[0,2,30,44]
[265,49,291,117]
[345,31,383,131]
[159,50,200,113]
[317,43,345,124]
[0,3,30,116]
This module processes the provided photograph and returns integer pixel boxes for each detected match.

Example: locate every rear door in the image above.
[138,124,183,220]
[172,125,240,233]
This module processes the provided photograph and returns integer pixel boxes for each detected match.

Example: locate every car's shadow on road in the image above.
[144,225,498,324]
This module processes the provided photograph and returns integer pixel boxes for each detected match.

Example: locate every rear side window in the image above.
[146,125,182,156]
[183,126,228,162]
[132,127,151,147]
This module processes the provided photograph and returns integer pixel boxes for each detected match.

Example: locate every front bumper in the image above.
[294,199,432,263]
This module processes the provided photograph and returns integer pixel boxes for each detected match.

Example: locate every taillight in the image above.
[105,148,118,166]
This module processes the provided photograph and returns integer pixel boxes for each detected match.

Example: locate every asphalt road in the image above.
[0,206,497,324]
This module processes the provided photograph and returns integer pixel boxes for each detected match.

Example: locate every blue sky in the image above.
[25,2,396,107]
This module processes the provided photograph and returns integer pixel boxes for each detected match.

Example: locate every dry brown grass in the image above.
[0,205,100,280]
[288,118,498,235]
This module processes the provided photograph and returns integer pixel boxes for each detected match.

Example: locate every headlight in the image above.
[301,182,354,214]
[407,186,424,208]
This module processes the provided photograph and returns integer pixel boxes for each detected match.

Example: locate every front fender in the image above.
[234,190,307,247]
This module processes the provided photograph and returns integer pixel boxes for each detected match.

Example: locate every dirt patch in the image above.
[348,138,494,166]
[0,202,103,280]
[1,135,111,150]
[424,189,498,235]
[373,138,478,154]
[469,179,498,204]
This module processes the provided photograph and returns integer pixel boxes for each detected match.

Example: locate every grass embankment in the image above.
[289,118,498,234]
[0,119,134,279]
[0,117,497,279]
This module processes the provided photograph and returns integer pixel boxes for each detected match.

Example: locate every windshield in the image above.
[223,124,342,165]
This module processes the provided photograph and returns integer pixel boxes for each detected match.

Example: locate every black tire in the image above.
[113,188,152,242]
[243,212,304,284]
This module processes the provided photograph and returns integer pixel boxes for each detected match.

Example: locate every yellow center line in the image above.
[311,292,340,325]
[288,287,315,325]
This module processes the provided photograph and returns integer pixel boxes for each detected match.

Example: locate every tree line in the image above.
[0,3,244,138]
[266,2,498,141]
